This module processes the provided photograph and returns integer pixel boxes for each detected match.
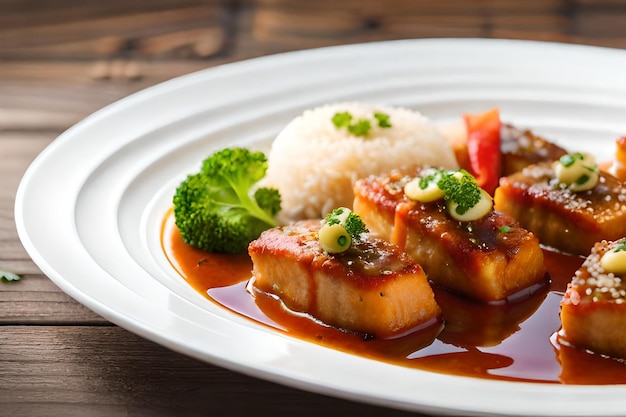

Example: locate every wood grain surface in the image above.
[2,0,626,416]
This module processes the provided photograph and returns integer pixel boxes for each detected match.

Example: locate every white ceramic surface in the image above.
[15,38,626,416]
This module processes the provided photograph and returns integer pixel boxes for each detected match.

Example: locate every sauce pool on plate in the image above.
[161,211,626,384]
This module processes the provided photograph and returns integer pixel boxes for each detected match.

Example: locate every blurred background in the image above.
[2,0,626,132]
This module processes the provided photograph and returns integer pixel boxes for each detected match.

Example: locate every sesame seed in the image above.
[571,240,626,303]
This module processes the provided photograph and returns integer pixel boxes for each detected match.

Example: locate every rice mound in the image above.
[263,102,459,222]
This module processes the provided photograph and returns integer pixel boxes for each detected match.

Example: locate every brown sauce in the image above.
[161,211,626,384]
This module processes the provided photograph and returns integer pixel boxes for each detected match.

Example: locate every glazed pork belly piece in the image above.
[248,220,441,338]
[494,162,626,256]
[352,168,546,303]
[559,239,626,360]
[500,124,567,176]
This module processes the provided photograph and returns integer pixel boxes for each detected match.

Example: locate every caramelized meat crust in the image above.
[494,162,626,256]
[353,168,546,303]
[500,124,567,176]
[559,240,626,360]
[248,220,441,338]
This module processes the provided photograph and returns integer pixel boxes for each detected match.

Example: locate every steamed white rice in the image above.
[263,102,459,222]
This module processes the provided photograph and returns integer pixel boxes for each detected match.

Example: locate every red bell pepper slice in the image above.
[463,108,501,195]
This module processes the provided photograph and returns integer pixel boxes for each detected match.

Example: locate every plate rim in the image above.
[14,37,626,417]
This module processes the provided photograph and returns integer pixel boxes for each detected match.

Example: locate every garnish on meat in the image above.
[553,153,599,192]
[318,207,368,253]
[559,239,626,360]
[248,220,441,338]
[403,168,493,222]
[353,166,546,303]
[494,157,626,256]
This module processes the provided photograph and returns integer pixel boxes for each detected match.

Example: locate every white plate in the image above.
[15,38,626,416]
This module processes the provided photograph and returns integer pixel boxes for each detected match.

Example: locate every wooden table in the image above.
[2,1,626,415]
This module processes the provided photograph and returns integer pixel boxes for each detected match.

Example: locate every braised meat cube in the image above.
[500,124,568,176]
[559,239,626,360]
[352,168,546,303]
[494,161,626,256]
[248,220,441,338]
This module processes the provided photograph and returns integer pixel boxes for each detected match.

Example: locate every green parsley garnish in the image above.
[418,169,445,190]
[323,208,344,227]
[499,226,512,233]
[0,269,21,282]
[332,111,392,137]
[374,112,392,128]
[347,119,371,137]
[331,112,353,129]
[323,207,368,242]
[437,170,482,216]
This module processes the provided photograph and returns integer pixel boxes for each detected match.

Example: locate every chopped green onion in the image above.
[576,174,590,185]
[559,152,584,168]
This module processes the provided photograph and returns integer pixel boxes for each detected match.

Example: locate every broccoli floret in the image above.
[254,187,282,216]
[173,147,281,253]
